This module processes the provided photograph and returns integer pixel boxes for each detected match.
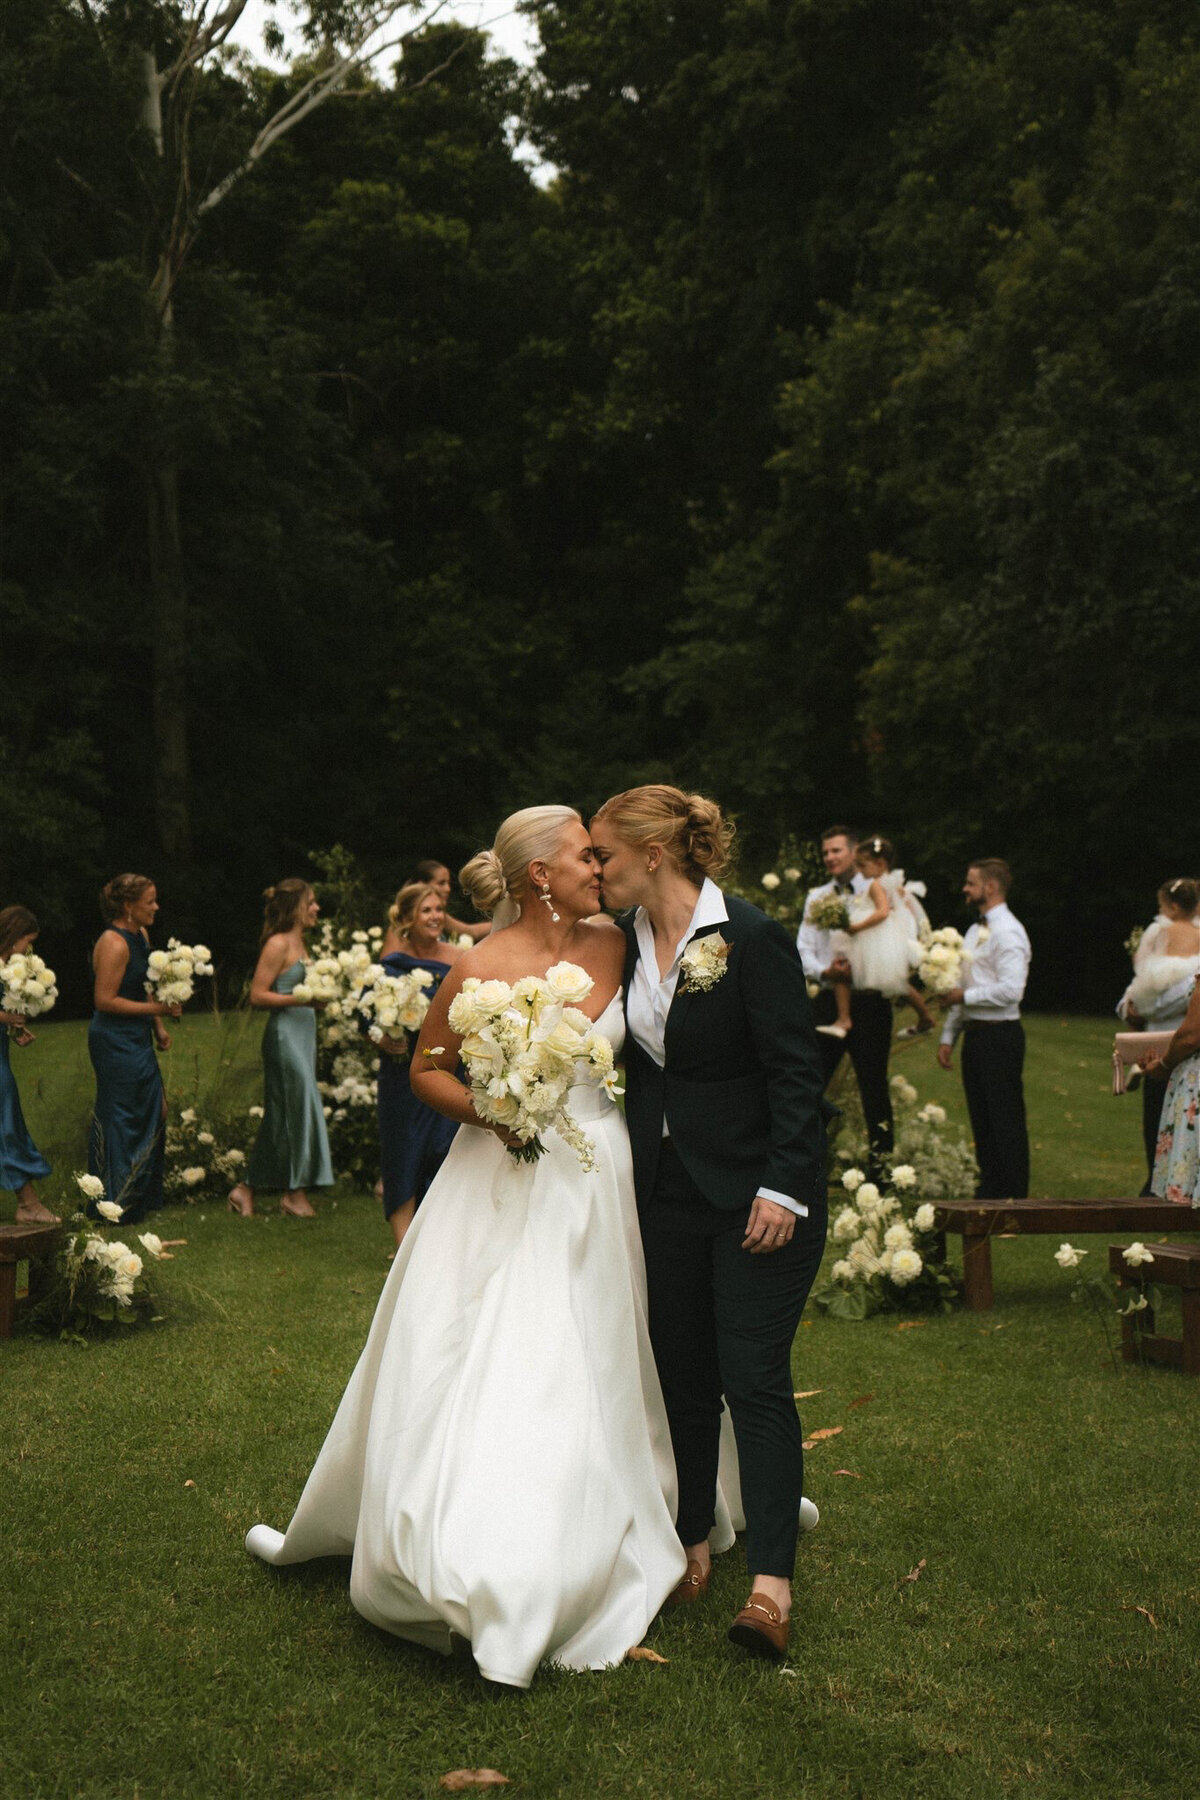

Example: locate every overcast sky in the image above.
[229,1,540,71]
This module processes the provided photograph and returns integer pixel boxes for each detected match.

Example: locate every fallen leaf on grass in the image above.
[627,1645,669,1664]
[832,1469,862,1478]
[778,1667,798,1678]
[439,1774,510,1792]
[1123,1606,1158,1629]
[896,1321,925,1332]
[807,1427,844,1442]
[160,1238,187,1248]
[847,1394,874,1409]
[183,1480,196,1489]
[899,1559,927,1585]
[793,1389,824,1400]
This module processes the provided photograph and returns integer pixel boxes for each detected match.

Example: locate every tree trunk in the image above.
[147,453,193,865]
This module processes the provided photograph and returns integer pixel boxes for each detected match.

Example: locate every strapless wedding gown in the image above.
[246,993,693,1687]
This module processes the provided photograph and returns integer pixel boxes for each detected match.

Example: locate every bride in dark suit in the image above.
[590,784,829,1662]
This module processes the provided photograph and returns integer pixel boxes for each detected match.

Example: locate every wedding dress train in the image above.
[246,994,694,1687]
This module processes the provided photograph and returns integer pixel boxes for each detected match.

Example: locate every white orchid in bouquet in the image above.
[349,964,435,1050]
[0,949,59,1019]
[445,962,621,1171]
[144,938,214,1008]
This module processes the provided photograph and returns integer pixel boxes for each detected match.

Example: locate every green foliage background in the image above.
[2,1,1196,1007]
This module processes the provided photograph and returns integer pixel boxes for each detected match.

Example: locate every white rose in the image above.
[884,1222,914,1252]
[841,1167,866,1192]
[182,1167,206,1187]
[543,962,595,1006]
[854,1182,880,1209]
[248,1105,264,1118]
[225,1148,245,1164]
[197,1131,214,1146]
[832,1207,861,1241]
[914,1203,937,1232]
[138,1232,164,1258]
[918,1103,947,1126]
[889,1248,923,1285]
[352,930,369,943]
[75,1172,105,1200]
[1122,1242,1154,1268]
[180,1107,196,1124]
[147,950,170,973]
[784,868,801,882]
[116,1251,143,1282]
[891,1164,918,1189]
[1054,1243,1086,1270]
[761,872,781,890]
[293,984,313,1003]
[96,1199,124,1222]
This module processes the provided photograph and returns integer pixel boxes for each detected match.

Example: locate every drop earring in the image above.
[541,883,560,924]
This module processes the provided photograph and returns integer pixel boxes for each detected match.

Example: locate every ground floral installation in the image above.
[1053,1239,1161,1373]
[164,1105,252,1202]
[726,837,826,936]
[21,1175,178,1341]
[814,1074,976,1318]
[0,949,59,1019]
[444,963,621,1170]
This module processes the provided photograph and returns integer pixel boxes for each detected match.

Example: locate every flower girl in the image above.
[818,838,930,1038]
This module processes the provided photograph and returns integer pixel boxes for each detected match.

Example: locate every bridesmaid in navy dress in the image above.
[88,875,179,1224]
[376,882,466,1250]
[0,905,56,1223]
[229,880,333,1219]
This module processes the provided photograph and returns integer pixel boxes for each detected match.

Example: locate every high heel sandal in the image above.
[227,1186,254,1217]
[279,1193,316,1218]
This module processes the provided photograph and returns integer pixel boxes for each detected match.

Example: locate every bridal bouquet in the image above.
[349,964,435,1048]
[144,938,214,1008]
[446,962,621,1171]
[806,891,851,933]
[0,950,59,1019]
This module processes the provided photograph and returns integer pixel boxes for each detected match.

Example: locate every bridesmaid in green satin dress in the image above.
[0,905,57,1223]
[229,879,333,1219]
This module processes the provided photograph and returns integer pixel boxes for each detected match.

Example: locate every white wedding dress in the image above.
[245,992,694,1688]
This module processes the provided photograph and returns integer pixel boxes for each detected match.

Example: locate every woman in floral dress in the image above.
[1148,976,1200,1205]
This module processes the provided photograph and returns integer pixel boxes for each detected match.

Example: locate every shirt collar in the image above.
[981,901,1011,923]
[634,877,728,971]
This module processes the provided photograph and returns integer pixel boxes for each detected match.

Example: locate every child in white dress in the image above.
[817,837,931,1038]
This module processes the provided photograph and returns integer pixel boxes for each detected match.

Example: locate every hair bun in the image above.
[684,793,735,878]
[459,847,509,918]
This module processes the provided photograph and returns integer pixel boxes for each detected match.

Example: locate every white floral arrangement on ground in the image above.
[163,1105,251,1201]
[1053,1240,1161,1372]
[23,1175,178,1340]
[679,933,731,994]
[145,939,214,1008]
[806,891,852,933]
[0,950,59,1019]
[833,1073,978,1201]
[349,964,435,1048]
[445,962,621,1170]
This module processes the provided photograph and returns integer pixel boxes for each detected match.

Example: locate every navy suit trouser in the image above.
[640,1141,828,1576]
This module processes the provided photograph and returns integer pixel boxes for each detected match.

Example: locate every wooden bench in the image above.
[933,1198,1195,1310]
[0,1222,61,1338]
[1109,1242,1200,1375]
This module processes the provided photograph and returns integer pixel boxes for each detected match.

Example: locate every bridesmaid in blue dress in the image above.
[0,905,57,1223]
[229,880,333,1219]
[376,882,466,1250]
[88,875,178,1224]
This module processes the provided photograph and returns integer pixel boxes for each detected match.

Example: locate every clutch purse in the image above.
[1112,1031,1173,1095]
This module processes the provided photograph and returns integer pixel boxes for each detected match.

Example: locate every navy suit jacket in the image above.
[620,893,831,1213]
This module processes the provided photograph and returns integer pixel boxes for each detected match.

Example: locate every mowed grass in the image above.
[3,1015,1198,1799]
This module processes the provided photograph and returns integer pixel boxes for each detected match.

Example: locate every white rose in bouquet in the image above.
[0,949,60,1018]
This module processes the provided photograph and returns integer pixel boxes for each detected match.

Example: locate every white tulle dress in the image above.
[245,993,693,1688]
[848,871,923,997]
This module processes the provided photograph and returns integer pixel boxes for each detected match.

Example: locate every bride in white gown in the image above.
[246,806,698,1688]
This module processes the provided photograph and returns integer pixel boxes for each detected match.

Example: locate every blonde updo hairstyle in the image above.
[260,878,313,945]
[460,805,583,930]
[592,784,734,884]
[388,881,438,937]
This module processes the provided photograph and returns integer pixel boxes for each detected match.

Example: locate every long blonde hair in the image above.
[459,805,582,932]
[388,881,437,938]
[591,784,733,884]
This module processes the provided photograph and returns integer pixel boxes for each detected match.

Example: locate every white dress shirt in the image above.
[795,872,869,983]
[628,878,805,1217]
[941,902,1032,1046]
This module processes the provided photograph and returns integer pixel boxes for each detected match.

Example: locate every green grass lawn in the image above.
[4,1016,1197,1799]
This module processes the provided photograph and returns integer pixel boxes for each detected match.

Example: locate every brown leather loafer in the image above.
[663,1558,710,1607]
[728,1592,789,1661]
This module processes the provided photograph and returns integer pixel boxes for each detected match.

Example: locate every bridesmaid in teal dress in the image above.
[0,905,57,1223]
[88,874,179,1224]
[229,880,332,1219]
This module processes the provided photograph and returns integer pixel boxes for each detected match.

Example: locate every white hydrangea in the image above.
[884,1222,914,1253]
[889,1248,923,1285]
[832,1207,861,1241]
[914,1203,937,1232]
[841,1167,866,1192]
[891,1163,918,1189]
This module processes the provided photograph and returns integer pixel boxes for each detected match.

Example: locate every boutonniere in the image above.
[679,932,731,994]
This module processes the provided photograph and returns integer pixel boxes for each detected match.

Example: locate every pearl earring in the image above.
[541,883,560,924]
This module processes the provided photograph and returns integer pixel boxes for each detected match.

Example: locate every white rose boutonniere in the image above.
[679,932,731,995]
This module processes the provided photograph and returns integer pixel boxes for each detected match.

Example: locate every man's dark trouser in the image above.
[961,1020,1029,1199]
[813,986,894,1175]
[640,1141,827,1577]
[1140,1071,1170,1195]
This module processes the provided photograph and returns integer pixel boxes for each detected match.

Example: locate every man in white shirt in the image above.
[937,858,1032,1198]
[796,826,894,1175]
